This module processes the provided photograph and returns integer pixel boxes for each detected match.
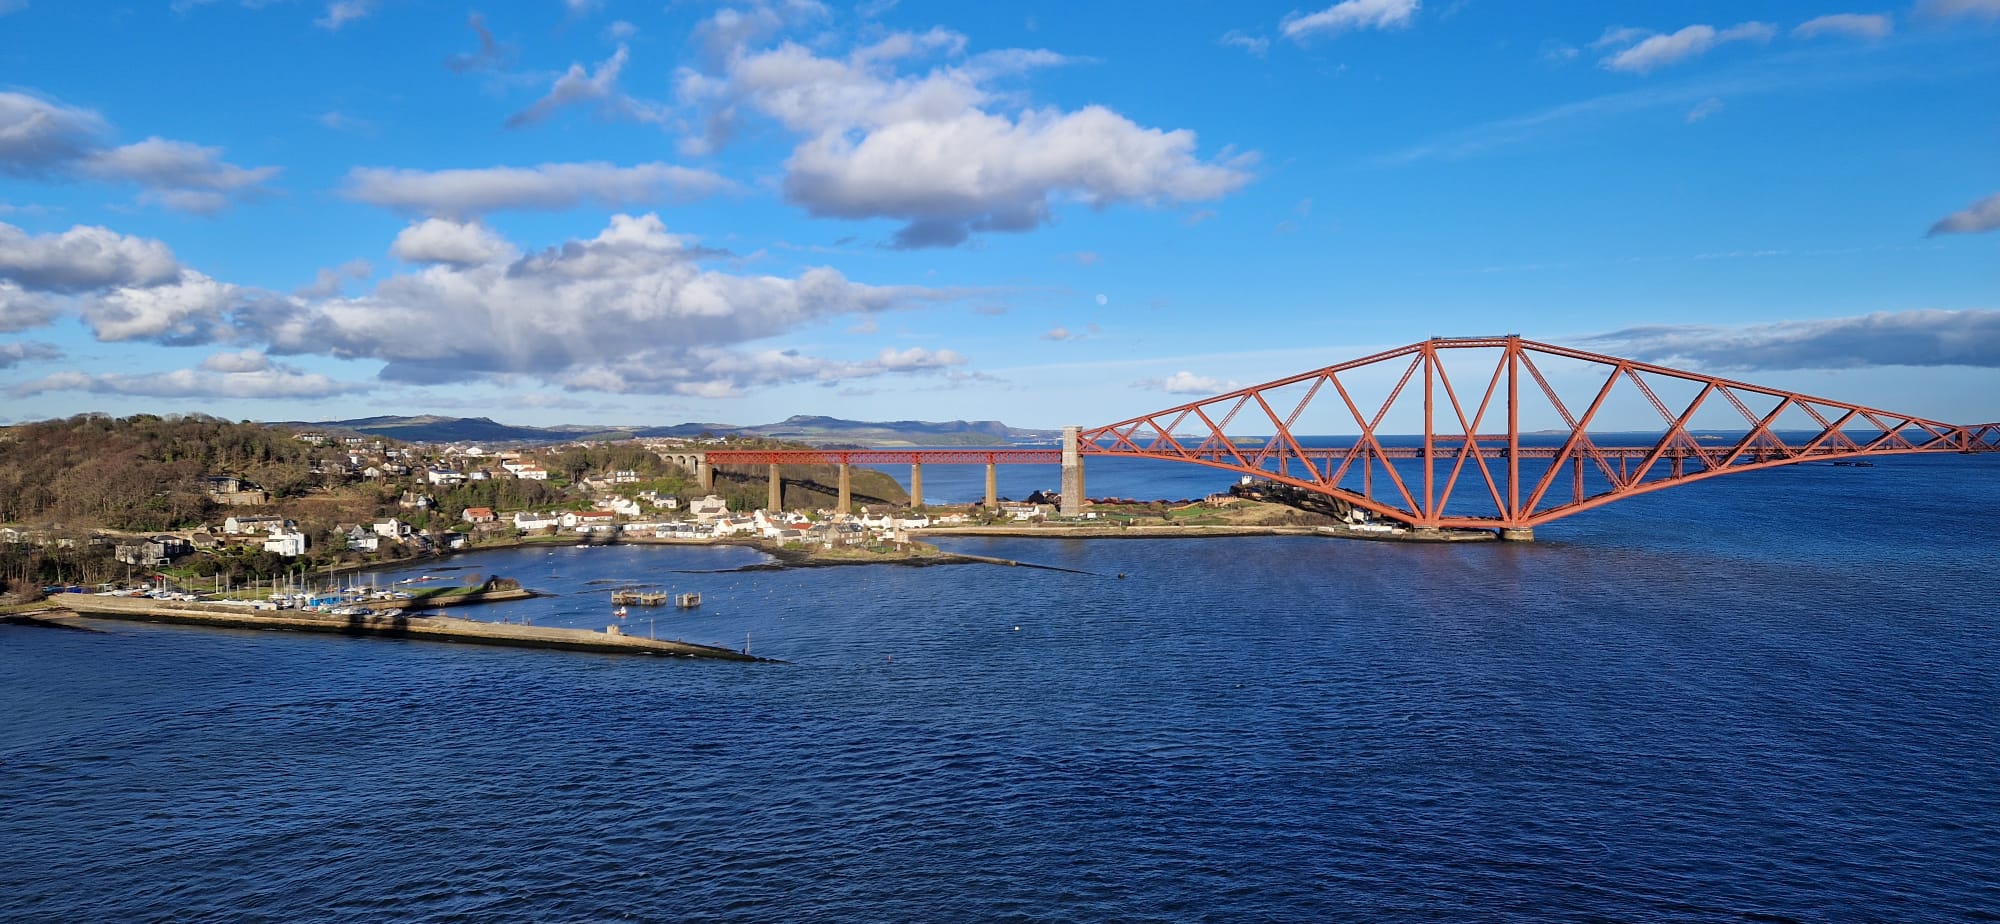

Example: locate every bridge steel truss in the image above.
[1078,336,2000,532]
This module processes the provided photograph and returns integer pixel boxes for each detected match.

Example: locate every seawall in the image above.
[50,594,765,661]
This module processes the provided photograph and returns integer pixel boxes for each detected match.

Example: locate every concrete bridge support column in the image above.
[767,464,782,512]
[1499,527,1535,542]
[985,463,999,510]
[697,459,713,492]
[1060,426,1083,517]
[837,463,852,514]
[910,463,923,509]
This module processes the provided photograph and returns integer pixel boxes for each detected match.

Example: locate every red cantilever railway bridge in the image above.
[705,336,1999,539]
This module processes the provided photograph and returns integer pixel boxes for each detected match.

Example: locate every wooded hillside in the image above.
[0,414,346,531]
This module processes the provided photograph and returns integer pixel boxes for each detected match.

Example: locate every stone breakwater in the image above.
[49,594,767,661]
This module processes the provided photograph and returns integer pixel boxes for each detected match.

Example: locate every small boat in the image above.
[613,606,628,618]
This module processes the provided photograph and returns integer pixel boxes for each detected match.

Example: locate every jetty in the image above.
[48,594,765,661]
[610,589,668,606]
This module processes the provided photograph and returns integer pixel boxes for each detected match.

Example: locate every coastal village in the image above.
[2,417,1307,603]
[6,433,991,588]
[0,414,1373,610]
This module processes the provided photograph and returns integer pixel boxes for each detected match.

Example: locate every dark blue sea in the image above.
[5,454,1998,922]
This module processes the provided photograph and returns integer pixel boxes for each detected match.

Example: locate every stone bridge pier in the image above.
[657,451,712,491]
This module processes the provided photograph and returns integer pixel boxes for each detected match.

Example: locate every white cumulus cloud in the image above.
[260,213,963,391]
[343,162,734,218]
[317,0,378,30]
[1929,192,2000,236]
[14,361,369,399]
[0,340,62,369]
[0,91,278,211]
[1599,22,1776,75]
[390,219,518,265]
[295,259,372,298]
[1281,0,1419,41]
[0,221,180,292]
[677,21,1253,248]
[1793,13,1894,39]
[0,92,107,174]
[80,270,253,345]
[0,280,60,331]
[507,44,666,129]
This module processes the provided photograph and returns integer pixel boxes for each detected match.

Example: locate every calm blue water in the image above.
[5,455,1998,922]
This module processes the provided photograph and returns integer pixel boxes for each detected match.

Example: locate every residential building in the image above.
[338,525,379,552]
[513,511,561,532]
[263,530,308,557]
[223,515,285,535]
[562,511,618,532]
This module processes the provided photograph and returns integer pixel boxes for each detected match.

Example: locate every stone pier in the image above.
[837,462,851,513]
[985,462,999,510]
[1060,425,1084,517]
[767,463,782,512]
[1499,527,1535,542]
[910,463,923,509]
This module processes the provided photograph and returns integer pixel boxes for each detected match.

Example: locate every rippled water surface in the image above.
[5,457,1999,922]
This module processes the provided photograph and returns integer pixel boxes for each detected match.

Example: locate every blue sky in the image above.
[1,0,1996,430]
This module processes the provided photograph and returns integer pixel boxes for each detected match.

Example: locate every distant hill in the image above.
[294,414,1058,447]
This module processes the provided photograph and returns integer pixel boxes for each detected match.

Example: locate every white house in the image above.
[372,518,408,540]
[263,530,308,557]
[858,511,895,529]
[339,525,379,552]
[427,468,465,487]
[710,515,757,536]
[690,495,730,520]
[596,496,644,518]
[501,460,550,480]
[223,515,285,535]
[562,510,618,531]
[513,511,561,532]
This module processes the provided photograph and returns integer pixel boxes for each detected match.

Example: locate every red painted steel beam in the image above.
[1069,336,1996,530]
[707,449,1062,465]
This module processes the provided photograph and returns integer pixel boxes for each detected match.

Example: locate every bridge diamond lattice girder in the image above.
[1077,336,1999,530]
